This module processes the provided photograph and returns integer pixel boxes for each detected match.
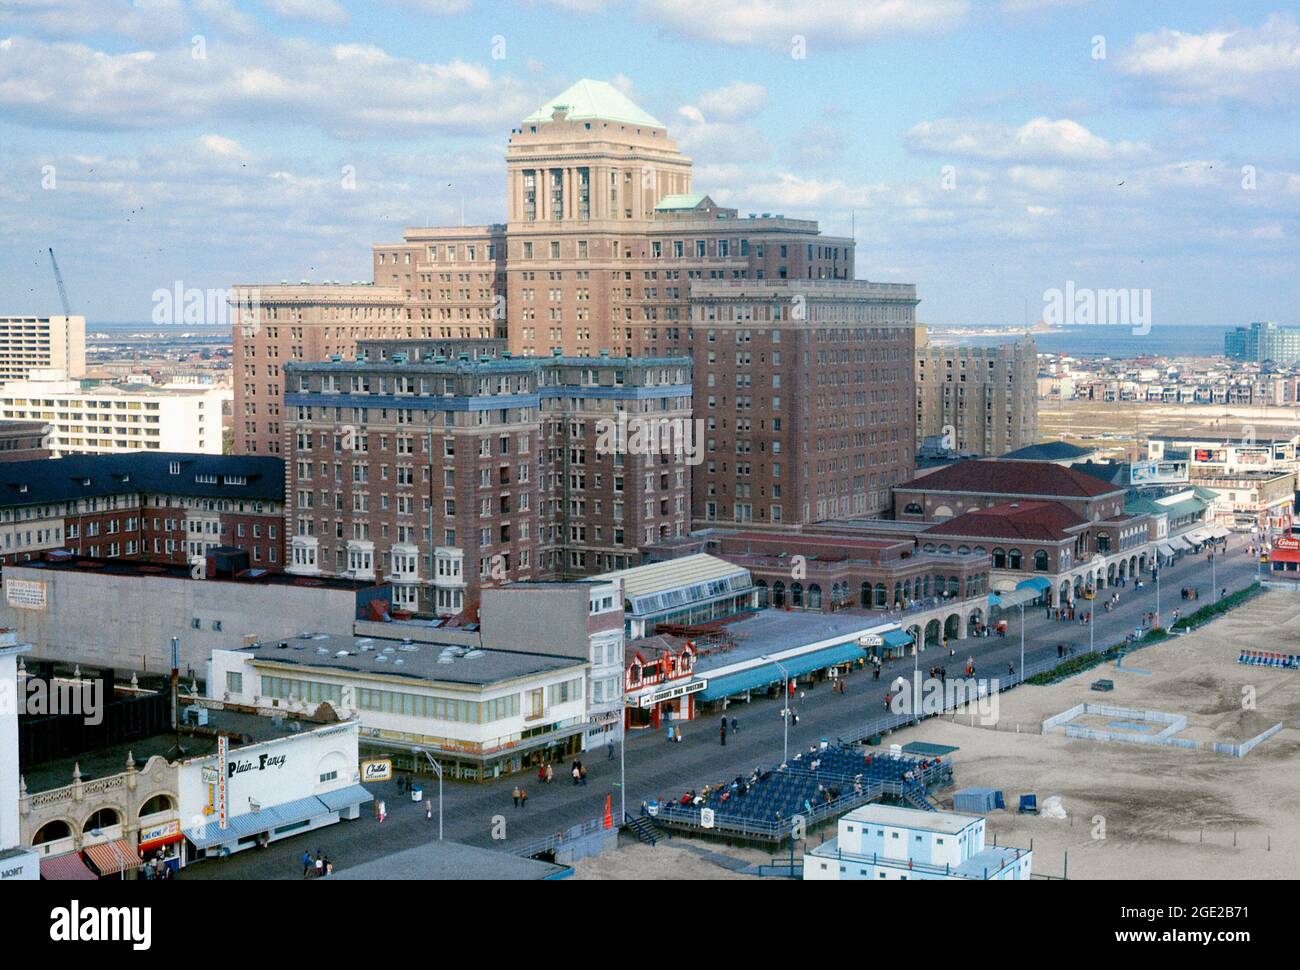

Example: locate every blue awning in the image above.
[185,793,340,850]
[1016,577,1052,593]
[696,640,869,702]
[316,784,373,813]
[881,629,913,649]
[987,593,1002,607]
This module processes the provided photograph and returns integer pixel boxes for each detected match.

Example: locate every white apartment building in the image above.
[0,316,85,382]
[210,631,592,782]
[0,370,229,456]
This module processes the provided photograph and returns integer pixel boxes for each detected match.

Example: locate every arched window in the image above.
[1034,550,1049,571]
[992,547,1007,569]
[904,502,923,515]
[82,808,120,833]
[939,544,952,556]
[807,584,822,609]
[860,582,871,608]
[1008,548,1023,570]
[772,581,786,607]
[791,583,804,607]
[754,579,769,608]
[33,820,71,845]
[139,794,175,817]
[874,583,887,608]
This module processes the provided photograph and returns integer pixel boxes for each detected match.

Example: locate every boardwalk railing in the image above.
[512,815,612,860]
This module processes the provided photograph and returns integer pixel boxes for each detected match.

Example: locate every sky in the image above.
[0,0,1297,328]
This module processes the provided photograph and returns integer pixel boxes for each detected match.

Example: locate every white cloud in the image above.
[0,35,536,139]
[0,0,189,43]
[634,0,968,48]
[1000,0,1088,12]
[1119,14,1300,107]
[266,0,350,26]
[905,117,1150,164]
[690,81,766,122]
[388,0,473,15]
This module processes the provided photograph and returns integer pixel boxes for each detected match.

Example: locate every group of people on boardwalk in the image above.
[302,850,333,878]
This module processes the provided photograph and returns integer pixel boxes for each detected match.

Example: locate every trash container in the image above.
[410,786,422,802]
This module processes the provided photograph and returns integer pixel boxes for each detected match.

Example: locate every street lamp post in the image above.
[767,656,790,765]
[1018,601,1026,683]
[422,752,443,841]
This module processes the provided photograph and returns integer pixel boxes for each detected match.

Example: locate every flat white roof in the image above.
[843,804,982,835]
[594,553,749,601]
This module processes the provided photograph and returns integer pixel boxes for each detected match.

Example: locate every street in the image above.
[185,541,1261,879]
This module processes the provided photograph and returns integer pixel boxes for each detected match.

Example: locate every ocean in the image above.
[938,324,1226,360]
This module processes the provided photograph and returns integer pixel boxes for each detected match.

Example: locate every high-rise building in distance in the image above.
[915,334,1038,458]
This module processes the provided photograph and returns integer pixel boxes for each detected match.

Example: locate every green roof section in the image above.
[523,78,664,129]
[655,193,711,211]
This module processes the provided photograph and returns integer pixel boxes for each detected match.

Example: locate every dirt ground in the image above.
[903,588,1300,879]
[577,590,1300,880]
[1037,399,1300,458]
[571,840,765,880]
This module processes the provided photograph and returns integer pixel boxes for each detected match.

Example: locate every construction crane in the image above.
[48,247,72,316]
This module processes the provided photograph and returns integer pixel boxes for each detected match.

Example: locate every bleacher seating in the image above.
[650,745,945,829]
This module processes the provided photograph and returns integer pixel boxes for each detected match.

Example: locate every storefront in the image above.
[179,721,370,866]
[626,679,707,729]
[137,816,183,875]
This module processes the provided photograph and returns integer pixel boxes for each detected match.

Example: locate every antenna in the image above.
[48,248,72,316]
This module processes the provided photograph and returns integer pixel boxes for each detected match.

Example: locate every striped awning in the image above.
[83,839,140,876]
[40,852,98,881]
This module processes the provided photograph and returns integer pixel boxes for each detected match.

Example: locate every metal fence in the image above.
[512,814,611,860]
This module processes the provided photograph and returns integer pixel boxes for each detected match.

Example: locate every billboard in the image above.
[1129,460,1188,486]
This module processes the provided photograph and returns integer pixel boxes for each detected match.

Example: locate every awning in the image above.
[994,587,1041,610]
[1016,577,1052,593]
[1208,526,1231,539]
[695,640,870,702]
[186,793,338,850]
[316,784,373,813]
[881,629,913,650]
[1169,536,1193,550]
[83,839,140,876]
[1182,530,1209,545]
[1157,543,1177,557]
[39,852,98,881]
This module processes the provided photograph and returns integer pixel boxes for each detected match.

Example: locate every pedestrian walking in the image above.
[426,799,433,821]
[302,850,312,878]
[730,716,738,735]
[314,852,323,877]
[512,785,521,807]
[720,722,727,746]
[377,799,386,823]
[520,787,528,808]
[325,859,333,877]
[571,763,581,785]
[579,763,588,786]
[546,763,554,784]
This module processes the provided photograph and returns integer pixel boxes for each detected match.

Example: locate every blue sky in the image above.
[1,0,1297,328]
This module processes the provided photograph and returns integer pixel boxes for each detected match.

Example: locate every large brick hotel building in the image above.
[233,79,920,609]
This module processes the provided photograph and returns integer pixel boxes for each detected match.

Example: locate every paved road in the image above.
[186,541,1260,879]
